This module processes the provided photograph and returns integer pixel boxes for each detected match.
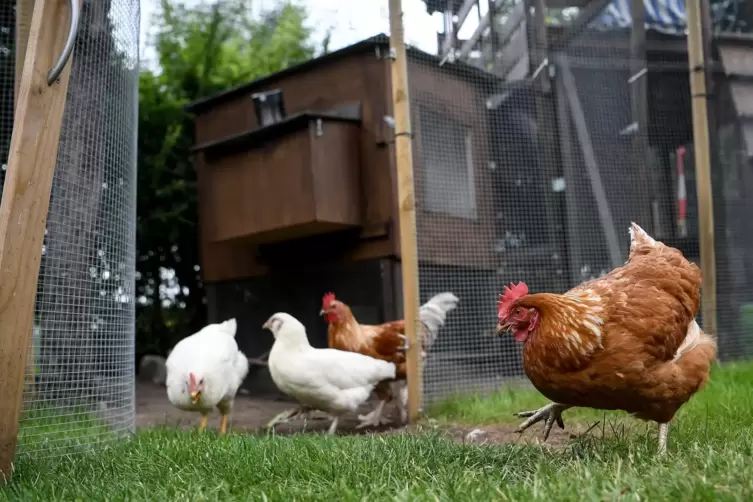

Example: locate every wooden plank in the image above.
[686,0,717,339]
[15,0,38,401]
[628,0,657,235]
[0,0,79,480]
[554,69,582,286]
[555,53,623,269]
[530,0,566,291]
[15,0,34,107]
[388,0,422,422]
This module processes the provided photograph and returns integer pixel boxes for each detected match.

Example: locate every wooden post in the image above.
[530,0,567,291]
[554,70,582,286]
[686,1,718,339]
[628,0,657,235]
[388,0,422,422]
[16,0,38,398]
[0,0,78,480]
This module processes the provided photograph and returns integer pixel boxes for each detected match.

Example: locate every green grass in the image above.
[16,405,117,458]
[1,363,752,501]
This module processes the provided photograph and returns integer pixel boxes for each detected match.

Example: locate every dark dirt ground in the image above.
[135,381,575,447]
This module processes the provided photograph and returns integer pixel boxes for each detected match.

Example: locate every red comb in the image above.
[322,292,336,309]
[497,282,528,317]
[189,372,196,386]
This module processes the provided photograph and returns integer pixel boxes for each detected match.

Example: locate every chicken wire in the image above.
[0,0,139,458]
[404,1,753,405]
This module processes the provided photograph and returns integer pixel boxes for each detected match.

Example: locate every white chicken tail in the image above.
[673,320,717,363]
[215,318,238,337]
[419,292,459,349]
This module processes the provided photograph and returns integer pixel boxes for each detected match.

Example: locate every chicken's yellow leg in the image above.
[199,414,209,430]
[220,413,228,434]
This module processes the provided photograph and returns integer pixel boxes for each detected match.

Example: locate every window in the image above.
[418,106,477,219]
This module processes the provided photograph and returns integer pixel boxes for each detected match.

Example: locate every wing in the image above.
[291,349,395,391]
[567,229,701,361]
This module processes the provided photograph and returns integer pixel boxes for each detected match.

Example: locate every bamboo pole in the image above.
[686,1,717,339]
[387,0,422,422]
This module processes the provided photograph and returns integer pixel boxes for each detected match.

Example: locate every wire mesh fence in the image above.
[0,0,139,458]
[404,1,753,405]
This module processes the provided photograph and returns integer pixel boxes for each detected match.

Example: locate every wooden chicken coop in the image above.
[187,34,504,393]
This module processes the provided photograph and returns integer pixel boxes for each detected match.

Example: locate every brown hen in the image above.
[321,291,459,427]
[496,223,717,454]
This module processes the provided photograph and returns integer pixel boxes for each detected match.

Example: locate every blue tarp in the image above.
[590,0,687,34]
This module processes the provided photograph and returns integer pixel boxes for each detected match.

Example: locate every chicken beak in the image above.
[190,391,201,404]
[495,322,512,336]
[318,309,325,316]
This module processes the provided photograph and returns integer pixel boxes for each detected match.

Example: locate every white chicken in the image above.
[165,318,249,434]
[263,312,396,435]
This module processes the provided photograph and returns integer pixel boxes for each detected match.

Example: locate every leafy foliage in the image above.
[136,0,316,360]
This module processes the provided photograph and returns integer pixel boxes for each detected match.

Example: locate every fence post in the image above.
[387,0,422,422]
[0,0,78,481]
[686,1,717,339]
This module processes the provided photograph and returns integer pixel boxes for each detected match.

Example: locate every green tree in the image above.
[136,0,316,361]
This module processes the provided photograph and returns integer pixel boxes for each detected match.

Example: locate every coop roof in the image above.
[185,33,504,114]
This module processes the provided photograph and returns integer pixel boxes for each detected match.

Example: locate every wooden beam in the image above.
[530,0,567,291]
[555,53,623,269]
[628,0,657,235]
[550,0,612,51]
[458,0,524,60]
[554,69,582,286]
[0,0,79,481]
[15,0,35,107]
[15,0,38,401]
[686,0,717,339]
[388,0,422,422]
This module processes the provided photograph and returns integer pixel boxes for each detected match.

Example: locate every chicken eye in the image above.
[515,308,522,315]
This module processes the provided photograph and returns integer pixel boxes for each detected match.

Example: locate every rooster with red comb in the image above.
[320,290,459,428]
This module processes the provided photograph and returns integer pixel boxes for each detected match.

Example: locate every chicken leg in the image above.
[356,399,391,429]
[514,402,571,441]
[265,406,312,431]
[327,416,340,435]
[199,414,209,431]
[658,422,669,455]
[220,413,229,434]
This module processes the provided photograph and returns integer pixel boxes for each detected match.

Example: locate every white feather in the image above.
[265,313,396,415]
[165,318,249,414]
[419,292,459,348]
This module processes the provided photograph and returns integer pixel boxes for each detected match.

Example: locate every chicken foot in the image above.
[514,402,571,441]
[356,399,392,429]
[265,405,313,431]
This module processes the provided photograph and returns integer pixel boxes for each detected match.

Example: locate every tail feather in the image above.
[216,318,238,337]
[235,350,250,381]
[418,292,459,349]
[673,320,717,363]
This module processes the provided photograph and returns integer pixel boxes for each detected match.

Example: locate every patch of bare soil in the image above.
[136,381,582,447]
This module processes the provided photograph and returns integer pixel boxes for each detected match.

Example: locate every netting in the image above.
[0,0,139,458]
[403,1,753,404]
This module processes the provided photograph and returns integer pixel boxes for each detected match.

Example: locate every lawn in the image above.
[2,362,752,501]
